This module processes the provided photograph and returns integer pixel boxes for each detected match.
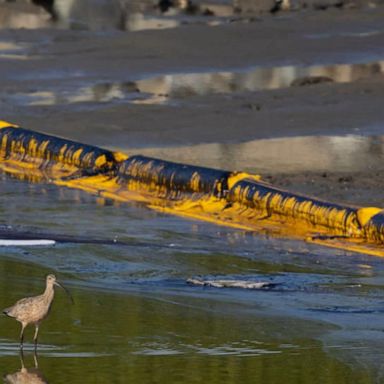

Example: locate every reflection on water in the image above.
[0,42,30,60]
[0,173,384,381]
[133,60,383,102]
[4,351,47,384]
[127,13,182,31]
[16,83,141,106]
[10,59,384,106]
[133,339,281,356]
[126,134,384,173]
[0,254,382,383]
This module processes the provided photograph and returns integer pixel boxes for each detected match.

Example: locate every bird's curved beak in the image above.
[54,281,74,304]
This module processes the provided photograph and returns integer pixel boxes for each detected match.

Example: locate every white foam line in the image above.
[0,239,56,246]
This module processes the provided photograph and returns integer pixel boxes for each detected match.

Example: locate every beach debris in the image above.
[0,239,56,246]
[187,278,276,289]
[290,76,333,87]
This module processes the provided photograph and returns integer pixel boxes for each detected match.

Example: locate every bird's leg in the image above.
[19,348,26,370]
[33,349,39,369]
[19,323,26,350]
[33,324,39,350]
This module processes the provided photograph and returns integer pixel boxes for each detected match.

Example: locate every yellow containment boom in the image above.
[0,120,383,256]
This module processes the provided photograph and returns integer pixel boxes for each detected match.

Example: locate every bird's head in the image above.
[46,274,57,286]
[46,274,74,304]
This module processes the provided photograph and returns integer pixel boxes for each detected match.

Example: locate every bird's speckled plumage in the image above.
[4,282,55,323]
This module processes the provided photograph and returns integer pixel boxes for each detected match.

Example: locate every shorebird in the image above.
[2,274,73,349]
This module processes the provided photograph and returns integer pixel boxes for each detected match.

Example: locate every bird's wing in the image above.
[3,296,42,318]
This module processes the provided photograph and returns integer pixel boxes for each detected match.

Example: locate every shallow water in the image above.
[1,175,384,382]
[6,59,384,106]
[125,134,384,173]
[1,2,384,382]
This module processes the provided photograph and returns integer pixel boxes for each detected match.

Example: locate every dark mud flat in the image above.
[1,2,384,383]
[2,7,384,149]
[266,170,384,207]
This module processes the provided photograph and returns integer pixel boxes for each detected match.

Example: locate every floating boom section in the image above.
[363,212,384,243]
[0,123,126,179]
[116,155,231,199]
[228,178,360,236]
[0,120,384,255]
